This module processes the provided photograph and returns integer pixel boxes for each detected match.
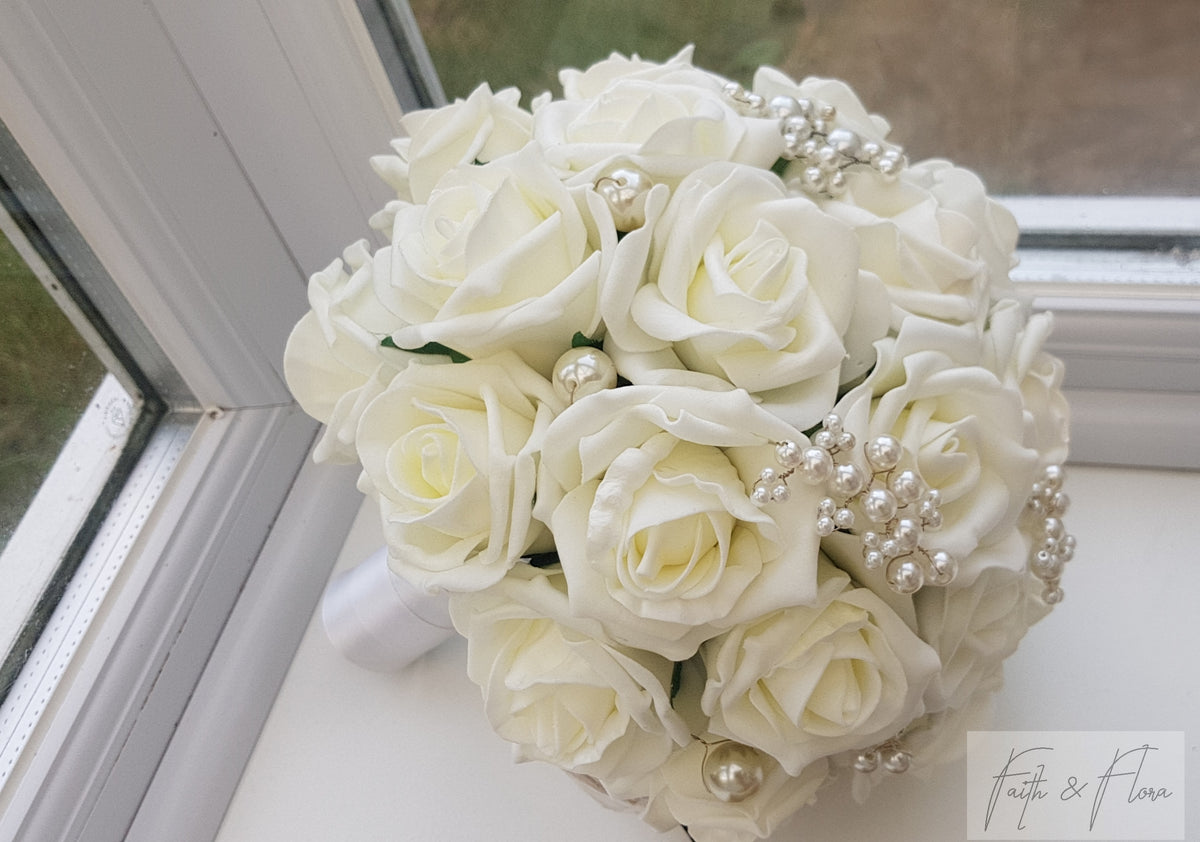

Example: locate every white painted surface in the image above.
[216,464,1200,842]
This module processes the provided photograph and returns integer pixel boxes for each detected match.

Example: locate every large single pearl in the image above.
[702,742,765,803]
[552,347,618,404]
[595,167,651,231]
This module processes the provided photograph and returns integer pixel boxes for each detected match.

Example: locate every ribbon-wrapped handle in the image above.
[321,546,455,671]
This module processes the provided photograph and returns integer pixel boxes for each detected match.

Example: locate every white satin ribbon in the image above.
[321,546,455,671]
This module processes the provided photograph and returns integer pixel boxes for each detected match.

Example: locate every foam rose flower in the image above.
[644,742,828,842]
[355,352,563,592]
[817,160,1018,328]
[701,561,939,776]
[827,317,1040,591]
[913,562,1051,712]
[604,161,888,429]
[372,83,533,204]
[534,385,821,660]
[984,301,1071,467]
[382,145,615,376]
[532,47,782,180]
[283,240,432,463]
[448,565,689,797]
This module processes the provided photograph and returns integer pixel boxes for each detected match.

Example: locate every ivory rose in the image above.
[604,161,889,429]
[984,301,1070,466]
[534,385,821,661]
[372,83,532,204]
[913,561,1051,712]
[383,144,614,376]
[355,352,562,592]
[814,160,1018,328]
[283,240,431,463]
[701,561,940,775]
[827,318,1040,589]
[532,47,782,179]
[644,742,828,842]
[448,565,689,797]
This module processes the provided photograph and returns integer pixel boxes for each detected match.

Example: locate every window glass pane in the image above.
[409,0,1200,196]
[0,227,106,551]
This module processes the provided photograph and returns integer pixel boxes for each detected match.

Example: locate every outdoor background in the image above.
[410,0,1200,196]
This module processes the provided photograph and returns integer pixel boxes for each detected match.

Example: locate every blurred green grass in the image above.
[0,227,105,550]
[409,0,806,103]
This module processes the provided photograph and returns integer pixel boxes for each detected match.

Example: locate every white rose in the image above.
[534,385,822,661]
[818,159,1018,328]
[384,145,614,376]
[985,301,1070,466]
[913,560,1050,712]
[643,742,828,842]
[827,322,1039,590]
[533,49,782,179]
[284,240,430,463]
[371,83,532,204]
[701,561,939,775]
[355,352,563,592]
[604,161,888,429]
[448,565,689,797]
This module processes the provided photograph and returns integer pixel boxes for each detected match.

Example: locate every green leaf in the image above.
[770,157,791,179]
[571,331,603,350]
[526,552,560,569]
[670,660,683,702]
[381,336,471,364]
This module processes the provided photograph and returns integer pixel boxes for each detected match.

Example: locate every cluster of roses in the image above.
[285,48,1070,842]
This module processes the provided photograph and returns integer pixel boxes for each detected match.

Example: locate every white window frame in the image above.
[0,1,418,839]
[0,3,1196,841]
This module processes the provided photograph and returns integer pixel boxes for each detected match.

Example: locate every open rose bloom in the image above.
[285,47,1074,842]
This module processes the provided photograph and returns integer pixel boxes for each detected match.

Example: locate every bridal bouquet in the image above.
[285,47,1074,842]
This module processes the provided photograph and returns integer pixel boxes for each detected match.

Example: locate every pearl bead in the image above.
[1043,464,1065,491]
[1043,585,1065,605]
[865,435,902,472]
[864,549,884,570]
[892,517,922,552]
[836,431,856,451]
[853,750,880,773]
[768,95,801,118]
[782,114,812,139]
[759,467,779,485]
[818,497,837,517]
[816,516,836,536]
[826,128,860,158]
[927,549,957,585]
[863,487,898,523]
[834,507,855,529]
[886,558,924,594]
[890,470,923,505]
[817,102,837,121]
[595,167,651,231]
[832,463,867,497]
[552,347,618,404]
[883,749,911,774]
[751,485,770,505]
[798,447,834,484]
[703,742,765,803]
[775,440,803,469]
[1031,550,1064,581]
[771,484,791,503]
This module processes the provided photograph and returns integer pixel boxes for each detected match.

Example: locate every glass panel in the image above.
[0,143,152,692]
[408,0,1200,196]
[0,226,106,551]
